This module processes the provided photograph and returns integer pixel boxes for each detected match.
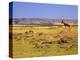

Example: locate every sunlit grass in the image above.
[10,25,78,58]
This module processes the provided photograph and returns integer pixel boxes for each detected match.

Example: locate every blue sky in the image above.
[10,2,78,19]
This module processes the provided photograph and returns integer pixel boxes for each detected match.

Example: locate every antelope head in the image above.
[61,20,64,24]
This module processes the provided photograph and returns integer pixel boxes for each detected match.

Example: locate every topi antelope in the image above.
[61,20,70,30]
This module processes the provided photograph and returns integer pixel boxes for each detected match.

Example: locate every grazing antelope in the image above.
[61,20,70,30]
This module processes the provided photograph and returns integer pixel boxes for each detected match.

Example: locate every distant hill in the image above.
[9,18,78,26]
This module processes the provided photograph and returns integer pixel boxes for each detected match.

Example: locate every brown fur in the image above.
[61,20,70,30]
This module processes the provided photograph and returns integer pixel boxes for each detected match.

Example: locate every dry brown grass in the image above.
[9,25,78,58]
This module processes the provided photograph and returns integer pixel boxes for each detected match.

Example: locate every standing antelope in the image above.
[61,20,70,30]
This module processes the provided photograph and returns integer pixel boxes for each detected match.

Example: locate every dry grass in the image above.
[9,25,78,58]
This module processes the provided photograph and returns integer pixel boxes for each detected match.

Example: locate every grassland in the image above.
[9,25,78,58]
